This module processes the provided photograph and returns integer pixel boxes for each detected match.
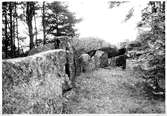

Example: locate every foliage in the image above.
[44,1,80,42]
[136,1,165,91]
[2,1,80,59]
[26,2,36,49]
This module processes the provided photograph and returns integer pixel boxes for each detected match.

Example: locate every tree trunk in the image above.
[15,3,19,54]
[26,2,35,50]
[42,1,46,44]
[34,14,38,46]
[29,22,34,50]
[13,5,16,57]
[9,2,15,57]
[15,2,20,55]
[4,3,8,58]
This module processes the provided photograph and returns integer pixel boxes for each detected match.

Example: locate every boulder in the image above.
[87,57,96,72]
[79,53,91,72]
[94,50,103,68]
[94,50,108,68]
[108,57,116,67]
[100,51,108,68]
[28,36,75,85]
[73,48,87,76]
[2,49,72,114]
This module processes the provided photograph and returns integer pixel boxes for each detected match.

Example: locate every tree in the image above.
[2,1,80,58]
[2,2,9,58]
[26,2,35,50]
[2,2,21,58]
[136,1,165,93]
[34,11,38,46]
[44,1,80,42]
[2,2,17,58]
[9,2,16,57]
[42,1,46,45]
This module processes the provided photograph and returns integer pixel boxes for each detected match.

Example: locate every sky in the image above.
[17,0,149,50]
[67,0,148,45]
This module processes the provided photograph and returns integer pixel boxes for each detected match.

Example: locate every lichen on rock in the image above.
[2,49,73,114]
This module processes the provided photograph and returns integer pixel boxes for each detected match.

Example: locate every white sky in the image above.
[67,0,148,45]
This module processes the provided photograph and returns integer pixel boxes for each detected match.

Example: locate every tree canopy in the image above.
[2,1,80,59]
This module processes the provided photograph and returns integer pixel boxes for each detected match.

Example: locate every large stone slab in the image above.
[28,36,75,85]
[2,49,72,114]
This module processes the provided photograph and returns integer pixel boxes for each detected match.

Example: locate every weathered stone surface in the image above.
[57,36,72,50]
[108,57,116,67]
[66,50,75,85]
[93,50,103,68]
[59,37,76,84]
[2,49,72,114]
[87,58,96,72]
[93,50,108,68]
[28,36,75,85]
[100,51,108,68]
[79,53,91,72]
[109,55,127,69]
[73,48,87,76]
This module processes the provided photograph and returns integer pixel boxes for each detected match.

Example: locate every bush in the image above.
[134,1,165,94]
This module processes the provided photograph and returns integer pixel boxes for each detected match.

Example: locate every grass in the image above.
[64,61,165,113]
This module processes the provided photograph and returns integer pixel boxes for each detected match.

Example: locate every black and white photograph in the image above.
[1,0,166,114]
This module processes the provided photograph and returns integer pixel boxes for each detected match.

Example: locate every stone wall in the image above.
[2,49,72,114]
[28,36,75,85]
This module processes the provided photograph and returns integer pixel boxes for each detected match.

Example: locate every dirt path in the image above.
[64,66,165,113]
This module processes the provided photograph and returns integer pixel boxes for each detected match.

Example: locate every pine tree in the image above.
[44,1,80,42]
